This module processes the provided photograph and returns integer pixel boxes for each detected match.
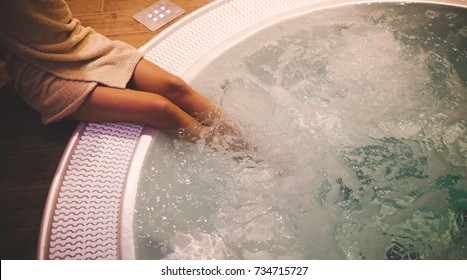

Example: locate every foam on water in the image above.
[134,3,467,259]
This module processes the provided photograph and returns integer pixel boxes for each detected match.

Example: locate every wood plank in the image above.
[0,187,49,260]
[102,0,154,13]
[0,120,76,155]
[0,229,39,260]
[67,0,103,15]
[0,189,49,230]
[77,10,150,36]
[107,32,155,48]
[0,149,65,189]
[0,185,50,208]
[0,82,42,122]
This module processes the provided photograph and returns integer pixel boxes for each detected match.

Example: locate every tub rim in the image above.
[37,0,467,260]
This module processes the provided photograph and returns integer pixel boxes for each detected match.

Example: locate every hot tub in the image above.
[38,0,467,260]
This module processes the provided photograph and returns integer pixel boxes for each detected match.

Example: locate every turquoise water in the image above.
[134,3,466,259]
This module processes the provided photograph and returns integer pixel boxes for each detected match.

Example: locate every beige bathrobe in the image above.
[0,0,143,123]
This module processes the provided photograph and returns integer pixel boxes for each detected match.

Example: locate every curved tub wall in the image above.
[37,0,467,259]
[38,123,144,259]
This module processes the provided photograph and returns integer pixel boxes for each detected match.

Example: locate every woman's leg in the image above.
[128,59,222,125]
[71,59,248,149]
[128,59,249,149]
[68,85,205,140]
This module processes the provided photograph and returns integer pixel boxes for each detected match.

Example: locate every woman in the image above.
[0,0,244,147]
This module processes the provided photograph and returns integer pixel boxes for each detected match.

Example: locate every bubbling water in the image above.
[134,3,467,259]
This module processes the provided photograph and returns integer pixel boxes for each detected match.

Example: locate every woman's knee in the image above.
[131,59,190,98]
[163,75,190,99]
[143,96,189,129]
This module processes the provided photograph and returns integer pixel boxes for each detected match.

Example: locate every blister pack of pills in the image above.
[133,0,185,32]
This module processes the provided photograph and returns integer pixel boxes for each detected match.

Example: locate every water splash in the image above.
[134,3,467,259]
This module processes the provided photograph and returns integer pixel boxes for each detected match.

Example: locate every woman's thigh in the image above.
[129,59,215,115]
[68,85,202,132]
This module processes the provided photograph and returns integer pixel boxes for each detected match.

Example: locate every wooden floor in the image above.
[0,0,211,260]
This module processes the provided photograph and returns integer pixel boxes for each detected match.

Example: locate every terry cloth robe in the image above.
[0,0,143,123]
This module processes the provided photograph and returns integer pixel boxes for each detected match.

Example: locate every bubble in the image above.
[445,12,458,19]
[425,9,440,19]
[134,3,467,260]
